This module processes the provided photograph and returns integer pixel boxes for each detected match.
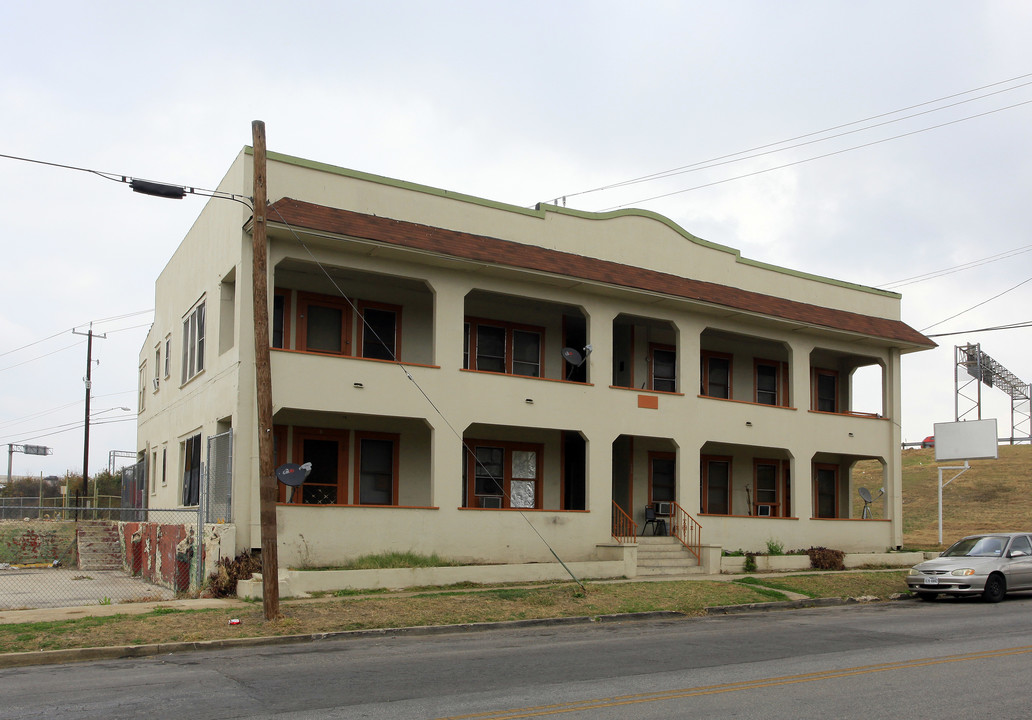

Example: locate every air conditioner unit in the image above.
[654,501,672,516]
[480,496,503,509]
[756,504,773,517]
[152,378,160,390]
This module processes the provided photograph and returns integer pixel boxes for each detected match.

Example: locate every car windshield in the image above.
[943,536,1008,558]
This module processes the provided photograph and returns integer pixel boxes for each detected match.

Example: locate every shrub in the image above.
[765,538,785,556]
[805,546,845,571]
[744,552,758,573]
[207,550,262,598]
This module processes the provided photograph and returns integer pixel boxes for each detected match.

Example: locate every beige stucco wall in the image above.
[138,147,919,567]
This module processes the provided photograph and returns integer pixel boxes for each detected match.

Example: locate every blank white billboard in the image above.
[934,419,999,462]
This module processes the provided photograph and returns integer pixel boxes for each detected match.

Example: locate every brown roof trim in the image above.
[267,198,934,349]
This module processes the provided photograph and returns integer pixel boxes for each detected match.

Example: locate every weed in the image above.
[765,538,785,556]
[743,553,757,573]
[98,597,112,606]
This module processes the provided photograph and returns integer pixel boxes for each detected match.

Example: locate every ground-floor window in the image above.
[181,433,202,506]
[649,452,675,504]
[754,459,789,517]
[701,456,731,514]
[813,463,839,518]
[465,440,543,509]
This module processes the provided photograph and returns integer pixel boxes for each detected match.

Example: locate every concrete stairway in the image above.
[636,535,704,576]
[77,522,123,571]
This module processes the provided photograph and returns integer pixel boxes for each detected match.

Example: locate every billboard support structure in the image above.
[955,344,1031,444]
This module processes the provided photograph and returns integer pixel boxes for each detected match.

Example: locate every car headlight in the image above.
[950,568,975,576]
[908,567,925,576]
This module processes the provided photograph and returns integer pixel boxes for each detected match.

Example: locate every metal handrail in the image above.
[670,501,702,562]
[611,502,638,543]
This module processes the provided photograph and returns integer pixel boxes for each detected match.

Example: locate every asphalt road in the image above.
[4,595,1032,719]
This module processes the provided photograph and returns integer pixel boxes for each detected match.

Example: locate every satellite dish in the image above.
[561,347,584,367]
[276,462,311,487]
[858,486,883,519]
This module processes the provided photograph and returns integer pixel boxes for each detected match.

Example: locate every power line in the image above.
[601,98,1032,211]
[561,75,1032,203]
[925,320,1032,338]
[0,309,153,360]
[920,275,1032,333]
[879,244,1032,289]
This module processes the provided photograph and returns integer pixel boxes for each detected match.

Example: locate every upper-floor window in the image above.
[649,345,676,393]
[181,300,205,384]
[357,302,400,361]
[812,369,838,412]
[298,292,351,355]
[138,362,147,412]
[464,319,544,378]
[701,352,732,399]
[163,335,171,379]
[755,359,787,406]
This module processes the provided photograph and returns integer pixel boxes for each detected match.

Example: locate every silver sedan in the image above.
[907,533,1032,602]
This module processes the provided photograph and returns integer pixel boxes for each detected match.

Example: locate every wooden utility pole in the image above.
[252,120,279,619]
[72,323,105,506]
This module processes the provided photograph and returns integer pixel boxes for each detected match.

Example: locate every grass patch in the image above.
[735,572,907,599]
[0,580,782,655]
[299,551,460,571]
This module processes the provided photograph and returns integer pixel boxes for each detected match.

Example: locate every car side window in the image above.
[1010,536,1032,556]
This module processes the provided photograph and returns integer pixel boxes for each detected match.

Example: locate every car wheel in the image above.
[982,573,1006,603]
[917,592,938,601]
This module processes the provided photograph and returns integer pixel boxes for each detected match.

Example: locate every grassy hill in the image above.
[855,444,1032,550]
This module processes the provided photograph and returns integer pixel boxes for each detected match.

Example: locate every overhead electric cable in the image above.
[551,72,1032,204]
[920,275,1032,332]
[879,244,1032,289]
[601,98,1032,211]
[925,320,1032,338]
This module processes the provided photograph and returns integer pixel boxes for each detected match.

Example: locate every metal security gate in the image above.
[204,429,233,524]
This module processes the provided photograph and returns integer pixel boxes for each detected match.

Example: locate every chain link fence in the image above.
[1,430,237,611]
[0,508,211,610]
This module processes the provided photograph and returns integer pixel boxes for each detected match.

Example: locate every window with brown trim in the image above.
[701,352,732,399]
[649,452,675,504]
[294,428,350,505]
[813,463,839,518]
[755,359,788,406]
[357,301,401,361]
[812,369,839,412]
[465,440,543,509]
[298,292,352,355]
[464,318,545,378]
[649,345,676,392]
[273,288,292,349]
[701,456,731,514]
[354,432,399,505]
[754,459,782,517]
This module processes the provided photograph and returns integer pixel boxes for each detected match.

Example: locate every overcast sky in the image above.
[2,2,1030,480]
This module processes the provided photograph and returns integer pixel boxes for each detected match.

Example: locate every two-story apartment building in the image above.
[137,147,934,572]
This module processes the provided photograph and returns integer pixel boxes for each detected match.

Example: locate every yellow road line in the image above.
[435,644,1032,719]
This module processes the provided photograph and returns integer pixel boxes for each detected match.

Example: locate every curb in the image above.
[0,598,902,669]
[0,611,689,669]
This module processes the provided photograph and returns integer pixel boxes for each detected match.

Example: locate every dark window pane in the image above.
[757,364,778,404]
[512,330,541,377]
[651,457,675,502]
[474,446,504,495]
[359,438,394,505]
[653,349,676,392]
[302,438,340,504]
[706,357,730,398]
[756,463,777,503]
[476,326,506,373]
[706,461,729,514]
[817,373,837,412]
[816,467,837,517]
[362,308,396,360]
[273,295,285,348]
[307,305,343,353]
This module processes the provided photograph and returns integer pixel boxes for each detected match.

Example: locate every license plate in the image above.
[924,576,939,585]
